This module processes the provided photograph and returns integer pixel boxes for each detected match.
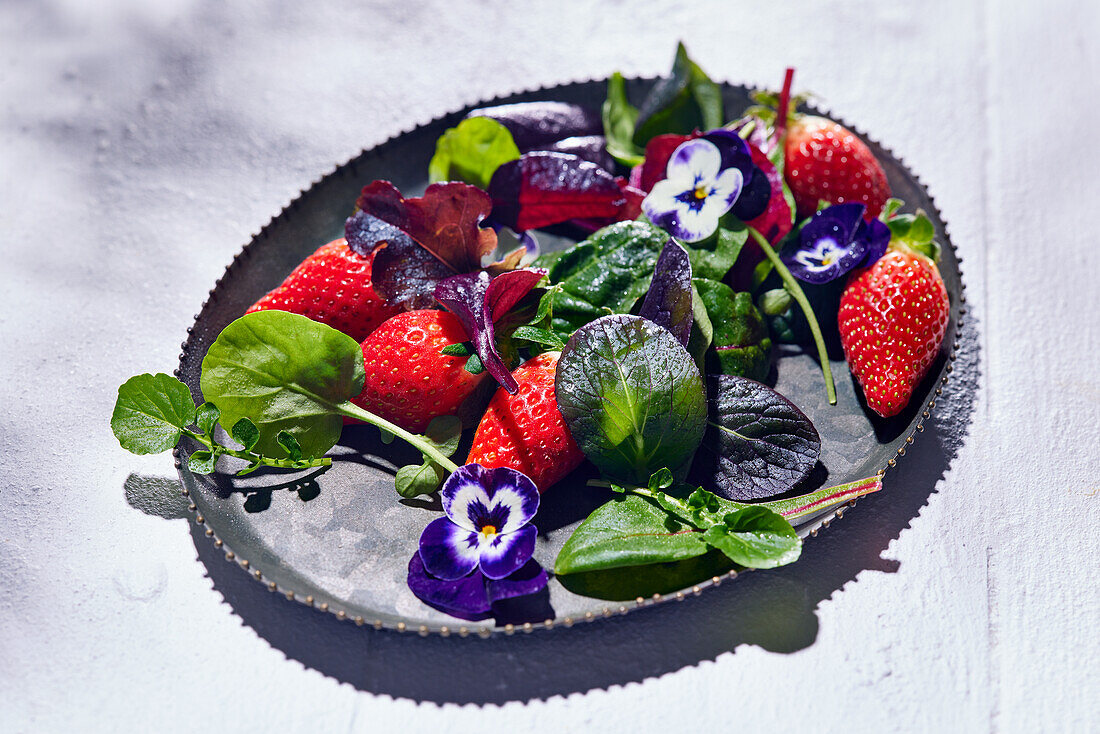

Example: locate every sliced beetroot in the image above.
[466,102,602,151]
[540,135,615,171]
[488,152,625,232]
[434,268,546,394]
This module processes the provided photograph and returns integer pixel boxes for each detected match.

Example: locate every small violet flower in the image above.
[642,138,745,243]
[782,203,892,284]
[418,463,540,581]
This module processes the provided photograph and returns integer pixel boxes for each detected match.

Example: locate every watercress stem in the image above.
[180,429,332,469]
[335,402,460,474]
[746,226,837,405]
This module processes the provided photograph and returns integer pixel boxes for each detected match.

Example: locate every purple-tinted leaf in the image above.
[406,552,493,621]
[693,374,820,501]
[350,211,452,309]
[434,269,546,394]
[488,152,625,231]
[540,135,615,171]
[486,558,549,604]
[467,101,603,150]
[638,240,692,347]
[403,183,499,272]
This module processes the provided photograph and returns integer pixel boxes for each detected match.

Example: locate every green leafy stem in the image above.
[746,225,837,405]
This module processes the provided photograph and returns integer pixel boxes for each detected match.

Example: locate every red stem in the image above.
[776,67,795,137]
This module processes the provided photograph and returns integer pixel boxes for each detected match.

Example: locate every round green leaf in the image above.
[111,373,197,455]
[200,311,365,459]
[555,314,707,485]
[428,117,520,189]
[701,506,801,569]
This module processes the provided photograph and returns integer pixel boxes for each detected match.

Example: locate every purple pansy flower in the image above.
[642,138,745,243]
[418,463,540,581]
[782,203,892,283]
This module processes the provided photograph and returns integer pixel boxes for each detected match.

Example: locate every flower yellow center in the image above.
[694,186,708,200]
[480,524,497,538]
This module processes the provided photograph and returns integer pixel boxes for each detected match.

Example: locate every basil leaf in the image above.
[556,314,707,484]
[428,117,521,189]
[633,43,724,147]
[701,506,801,569]
[554,494,710,575]
[602,72,645,167]
[200,311,365,459]
[694,278,772,381]
[694,375,821,501]
[542,220,670,335]
[638,240,693,347]
[111,373,197,455]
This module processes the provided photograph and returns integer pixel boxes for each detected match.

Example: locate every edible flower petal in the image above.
[420,464,540,581]
[642,138,744,243]
[406,553,549,622]
[782,203,890,283]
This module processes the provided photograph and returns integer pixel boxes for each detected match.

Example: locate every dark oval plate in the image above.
[175,79,964,636]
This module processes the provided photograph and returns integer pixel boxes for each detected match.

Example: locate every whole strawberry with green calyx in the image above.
[466,352,584,492]
[352,310,489,433]
[246,238,402,343]
[750,69,892,220]
[838,206,949,418]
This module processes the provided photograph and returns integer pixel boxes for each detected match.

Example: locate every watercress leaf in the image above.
[434,268,546,393]
[428,117,521,189]
[602,72,645,168]
[543,220,670,334]
[694,278,772,381]
[467,101,603,151]
[111,373,197,455]
[194,402,219,436]
[464,354,485,375]
[395,461,447,499]
[510,326,566,351]
[555,314,707,485]
[187,450,217,475]
[638,240,693,347]
[423,415,462,458]
[200,311,364,459]
[236,461,262,477]
[694,374,821,501]
[231,417,259,451]
[648,467,675,492]
[554,494,710,575]
[276,431,304,462]
[488,152,624,231]
[700,506,801,568]
[684,220,747,281]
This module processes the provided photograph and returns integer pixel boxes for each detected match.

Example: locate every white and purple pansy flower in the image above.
[418,463,540,581]
[642,138,745,243]
[782,203,892,284]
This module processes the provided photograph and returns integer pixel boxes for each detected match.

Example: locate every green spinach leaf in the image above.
[633,42,724,147]
[428,117,521,189]
[200,310,365,459]
[602,72,645,167]
[555,314,706,484]
[694,278,772,381]
[701,506,801,568]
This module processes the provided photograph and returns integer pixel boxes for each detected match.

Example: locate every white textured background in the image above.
[2,1,1098,732]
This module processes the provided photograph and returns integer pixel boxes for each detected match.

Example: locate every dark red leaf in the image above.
[488,152,625,232]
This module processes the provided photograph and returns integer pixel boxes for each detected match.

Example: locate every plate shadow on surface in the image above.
[122,314,979,704]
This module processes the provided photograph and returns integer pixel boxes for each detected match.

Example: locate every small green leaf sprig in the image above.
[111,373,331,476]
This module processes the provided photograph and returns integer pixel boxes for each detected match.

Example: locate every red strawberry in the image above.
[838,245,950,418]
[352,310,487,432]
[784,115,891,220]
[247,238,401,343]
[467,352,584,492]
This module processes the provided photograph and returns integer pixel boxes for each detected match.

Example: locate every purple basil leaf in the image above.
[486,558,549,604]
[541,135,615,171]
[406,552,492,621]
[638,240,693,347]
[434,269,546,394]
[467,101,602,150]
[488,152,624,231]
[693,374,821,501]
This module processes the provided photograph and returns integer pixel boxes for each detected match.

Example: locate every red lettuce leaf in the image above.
[434,268,546,394]
[346,180,500,310]
[638,240,692,347]
[488,152,625,231]
[743,143,792,245]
